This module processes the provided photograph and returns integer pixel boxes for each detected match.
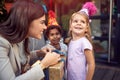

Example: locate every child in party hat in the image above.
[66,2,97,80]
[41,10,67,80]
[43,10,67,56]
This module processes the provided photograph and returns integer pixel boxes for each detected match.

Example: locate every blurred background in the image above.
[0,0,120,79]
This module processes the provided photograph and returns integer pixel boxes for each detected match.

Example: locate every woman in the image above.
[0,0,60,80]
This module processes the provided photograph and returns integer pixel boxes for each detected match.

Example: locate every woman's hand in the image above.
[41,47,53,54]
[41,52,61,68]
[35,47,54,57]
[32,50,61,69]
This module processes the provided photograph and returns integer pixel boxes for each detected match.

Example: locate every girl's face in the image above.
[48,28,61,45]
[70,14,88,37]
[28,15,47,39]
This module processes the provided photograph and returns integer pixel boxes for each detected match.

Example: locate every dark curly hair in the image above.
[45,25,63,39]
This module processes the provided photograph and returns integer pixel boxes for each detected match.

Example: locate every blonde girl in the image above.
[67,11,95,80]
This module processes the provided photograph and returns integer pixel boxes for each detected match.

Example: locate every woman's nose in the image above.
[43,24,47,30]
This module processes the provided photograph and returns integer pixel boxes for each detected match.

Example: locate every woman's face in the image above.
[28,15,46,39]
[48,28,61,45]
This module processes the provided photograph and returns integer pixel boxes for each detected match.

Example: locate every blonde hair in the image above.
[68,12,93,44]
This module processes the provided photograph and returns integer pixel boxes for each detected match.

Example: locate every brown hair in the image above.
[0,0,45,55]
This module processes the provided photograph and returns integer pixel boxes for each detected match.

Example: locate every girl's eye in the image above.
[56,32,60,35]
[81,20,85,23]
[49,33,54,36]
[73,20,78,23]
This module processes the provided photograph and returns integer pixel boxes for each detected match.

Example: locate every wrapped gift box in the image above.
[49,56,65,80]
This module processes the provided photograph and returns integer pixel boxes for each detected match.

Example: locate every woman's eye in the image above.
[40,20,45,24]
